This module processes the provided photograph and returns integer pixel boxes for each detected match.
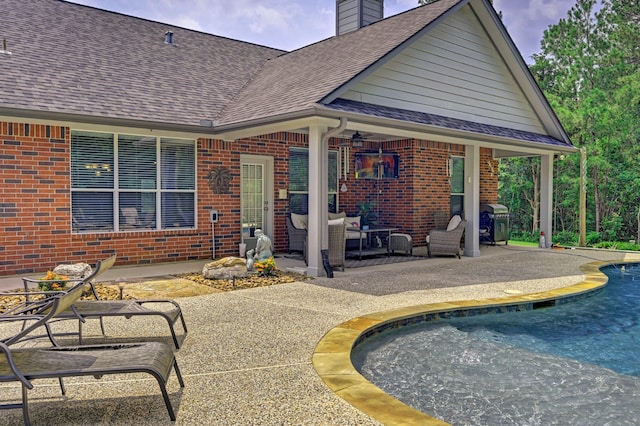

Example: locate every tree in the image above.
[515,0,640,243]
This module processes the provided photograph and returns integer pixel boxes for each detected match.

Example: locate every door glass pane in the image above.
[242,163,263,237]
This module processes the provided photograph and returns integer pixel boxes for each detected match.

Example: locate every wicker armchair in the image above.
[286,216,307,254]
[327,222,346,271]
[427,219,466,259]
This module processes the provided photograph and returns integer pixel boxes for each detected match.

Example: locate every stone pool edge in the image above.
[311,261,614,426]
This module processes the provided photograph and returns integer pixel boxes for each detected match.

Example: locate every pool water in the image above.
[351,264,640,425]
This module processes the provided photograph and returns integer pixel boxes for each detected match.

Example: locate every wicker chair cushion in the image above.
[446,215,462,231]
[328,211,347,220]
[291,213,308,229]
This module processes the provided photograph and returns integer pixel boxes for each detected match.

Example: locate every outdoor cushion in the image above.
[328,212,347,220]
[446,215,462,231]
[291,213,308,229]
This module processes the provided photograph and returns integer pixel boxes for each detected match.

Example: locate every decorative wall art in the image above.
[355,152,399,179]
[207,166,233,194]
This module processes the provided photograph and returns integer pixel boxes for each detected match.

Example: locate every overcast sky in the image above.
[66,0,583,64]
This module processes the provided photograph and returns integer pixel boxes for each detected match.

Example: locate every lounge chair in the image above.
[427,219,466,259]
[327,222,346,271]
[21,255,188,349]
[0,279,184,424]
[286,216,307,254]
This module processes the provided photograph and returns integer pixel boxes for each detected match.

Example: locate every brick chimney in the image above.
[336,0,383,35]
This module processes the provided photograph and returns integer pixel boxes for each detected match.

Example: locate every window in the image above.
[288,148,338,214]
[450,156,464,217]
[71,131,195,232]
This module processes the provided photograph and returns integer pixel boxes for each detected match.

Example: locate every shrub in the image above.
[510,230,537,243]
[586,231,602,246]
[38,271,68,291]
[555,230,578,246]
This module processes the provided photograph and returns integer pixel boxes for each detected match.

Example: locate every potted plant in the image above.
[357,199,378,229]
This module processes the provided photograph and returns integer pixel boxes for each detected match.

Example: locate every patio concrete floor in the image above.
[1,245,639,425]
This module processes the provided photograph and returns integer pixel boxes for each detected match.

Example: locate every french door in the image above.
[240,155,273,243]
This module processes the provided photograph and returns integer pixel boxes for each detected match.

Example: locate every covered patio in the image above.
[222,107,575,277]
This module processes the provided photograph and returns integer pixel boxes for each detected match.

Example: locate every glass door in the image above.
[241,163,264,240]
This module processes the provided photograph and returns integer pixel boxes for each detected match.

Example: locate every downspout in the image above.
[322,117,348,144]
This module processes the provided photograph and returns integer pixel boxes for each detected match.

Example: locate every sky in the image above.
[66,0,582,64]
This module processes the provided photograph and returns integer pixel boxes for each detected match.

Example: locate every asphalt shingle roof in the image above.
[215,0,463,125]
[0,0,571,149]
[0,0,284,127]
[325,99,571,148]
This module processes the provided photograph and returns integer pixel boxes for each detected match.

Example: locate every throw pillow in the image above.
[328,211,346,220]
[291,213,308,230]
[446,215,462,231]
[345,216,361,228]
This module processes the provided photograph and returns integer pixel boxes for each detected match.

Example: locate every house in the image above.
[0,0,576,277]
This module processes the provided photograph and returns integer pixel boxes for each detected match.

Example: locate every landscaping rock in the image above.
[53,262,93,279]
[203,257,248,280]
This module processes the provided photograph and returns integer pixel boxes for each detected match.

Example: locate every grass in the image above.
[508,240,538,247]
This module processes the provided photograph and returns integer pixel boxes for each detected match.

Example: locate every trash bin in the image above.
[480,204,510,245]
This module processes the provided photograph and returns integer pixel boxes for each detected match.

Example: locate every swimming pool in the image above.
[350,263,640,425]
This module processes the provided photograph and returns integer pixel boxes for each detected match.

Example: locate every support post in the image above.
[540,154,553,248]
[579,147,587,247]
[463,145,480,257]
[306,124,328,277]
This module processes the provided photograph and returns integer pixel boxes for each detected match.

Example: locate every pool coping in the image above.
[311,260,616,426]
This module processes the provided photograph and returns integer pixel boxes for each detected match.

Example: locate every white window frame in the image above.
[70,130,197,233]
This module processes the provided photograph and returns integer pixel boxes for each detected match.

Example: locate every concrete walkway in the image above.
[0,245,638,425]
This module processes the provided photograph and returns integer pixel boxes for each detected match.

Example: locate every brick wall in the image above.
[1,119,500,275]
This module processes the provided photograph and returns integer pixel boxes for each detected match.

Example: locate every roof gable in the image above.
[215,0,464,126]
[337,3,545,134]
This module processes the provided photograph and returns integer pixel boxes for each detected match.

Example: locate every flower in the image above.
[38,271,69,291]
[253,256,277,276]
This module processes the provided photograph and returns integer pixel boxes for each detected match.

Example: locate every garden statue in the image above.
[246,229,273,271]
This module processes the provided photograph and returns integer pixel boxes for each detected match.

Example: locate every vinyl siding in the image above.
[337,0,383,35]
[340,5,544,134]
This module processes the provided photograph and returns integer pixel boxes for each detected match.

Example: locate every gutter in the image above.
[2,104,577,155]
[0,107,221,137]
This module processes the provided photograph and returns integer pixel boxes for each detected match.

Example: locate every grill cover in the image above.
[480,204,510,244]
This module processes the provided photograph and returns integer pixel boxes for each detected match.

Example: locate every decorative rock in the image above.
[53,262,93,279]
[202,257,248,280]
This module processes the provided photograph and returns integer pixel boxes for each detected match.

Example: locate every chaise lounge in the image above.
[0,276,184,424]
[21,255,188,349]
